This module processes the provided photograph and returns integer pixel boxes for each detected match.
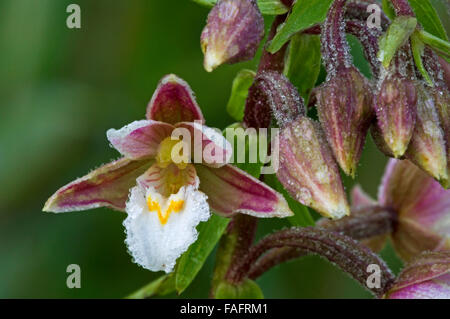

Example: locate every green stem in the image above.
[209,214,258,298]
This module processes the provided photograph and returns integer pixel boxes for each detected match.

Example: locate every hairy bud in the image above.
[315,66,374,177]
[374,71,417,158]
[201,0,264,72]
[277,116,350,219]
[405,84,448,187]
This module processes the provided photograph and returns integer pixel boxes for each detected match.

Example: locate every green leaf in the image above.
[191,0,216,7]
[126,274,175,299]
[267,0,334,53]
[417,29,450,63]
[284,34,321,104]
[410,31,433,86]
[191,0,288,15]
[257,0,289,15]
[381,0,396,20]
[378,16,417,68]
[215,279,264,299]
[226,69,255,122]
[408,0,448,41]
[175,214,230,294]
[264,174,315,227]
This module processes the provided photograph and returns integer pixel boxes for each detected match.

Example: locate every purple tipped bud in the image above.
[244,71,306,129]
[277,116,350,219]
[405,84,448,186]
[374,72,417,158]
[315,66,374,177]
[386,251,450,299]
[200,0,264,72]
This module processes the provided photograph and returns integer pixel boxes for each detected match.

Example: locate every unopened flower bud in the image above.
[386,251,450,299]
[430,86,450,188]
[374,71,417,158]
[405,84,448,187]
[201,0,264,72]
[277,116,350,219]
[379,159,450,261]
[315,66,374,177]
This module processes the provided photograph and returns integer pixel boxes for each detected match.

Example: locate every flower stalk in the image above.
[247,206,396,280]
[227,226,396,298]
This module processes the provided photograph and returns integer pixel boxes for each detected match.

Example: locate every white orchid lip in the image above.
[124,184,210,273]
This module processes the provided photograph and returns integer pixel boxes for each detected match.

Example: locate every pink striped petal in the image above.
[350,185,376,210]
[175,122,232,167]
[107,120,174,160]
[146,74,204,124]
[387,251,450,299]
[195,164,293,218]
[379,159,450,260]
[43,158,152,213]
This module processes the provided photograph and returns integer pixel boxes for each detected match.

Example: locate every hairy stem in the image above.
[257,14,289,74]
[345,1,390,30]
[248,206,395,280]
[304,20,382,78]
[321,0,352,75]
[227,226,395,298]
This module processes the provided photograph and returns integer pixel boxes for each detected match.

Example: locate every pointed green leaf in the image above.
[267,0,334,53]
[126,274,175,299]
[417,29,450,63]
[411,31,433,86]
[408,0,448,41]
[215,279,264,299]
[264,174,315,227]
[191,0,288,15]
[378,16,417,68]
[226,69,256,122]
[382,0,396,20]
[175,214,230,294]
[284,34,321,104]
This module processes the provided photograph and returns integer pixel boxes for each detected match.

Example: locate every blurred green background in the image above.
[0,0,448,298]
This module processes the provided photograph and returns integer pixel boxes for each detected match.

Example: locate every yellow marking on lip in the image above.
[146,196,184,225]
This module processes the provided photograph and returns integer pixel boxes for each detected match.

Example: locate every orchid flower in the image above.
[352,159,450,261]
[386,251,450,299]
[43,74,292,273]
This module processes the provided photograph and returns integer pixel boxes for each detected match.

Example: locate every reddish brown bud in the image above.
[430,87,450,188]
[374,72,417,158]
[315,66,374,177]
[405,84,448,187]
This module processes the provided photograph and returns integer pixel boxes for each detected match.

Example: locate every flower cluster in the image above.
[44,0,450,299]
